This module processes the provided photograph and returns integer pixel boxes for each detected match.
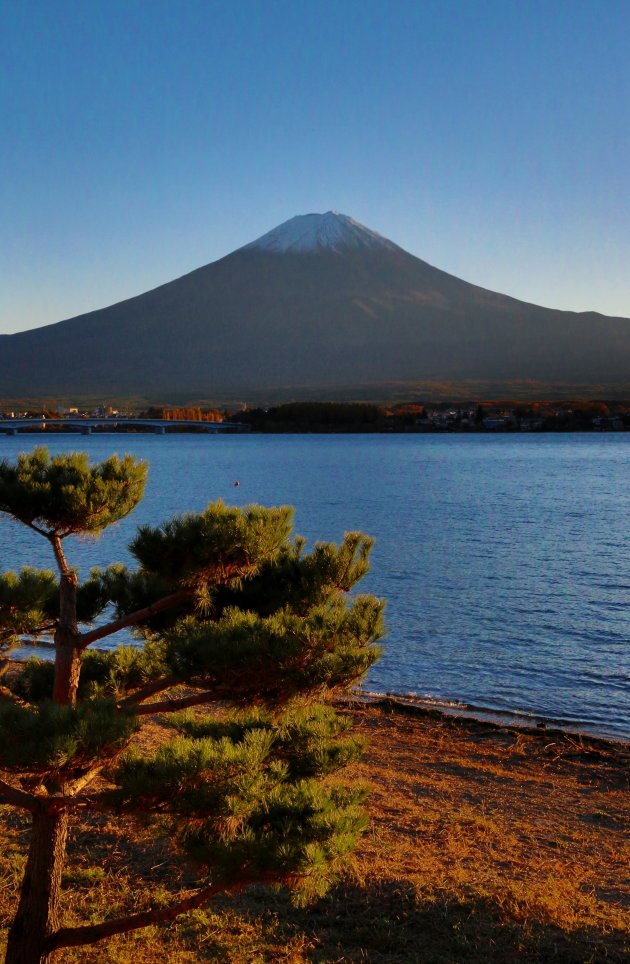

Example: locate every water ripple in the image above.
[1,432,629,739]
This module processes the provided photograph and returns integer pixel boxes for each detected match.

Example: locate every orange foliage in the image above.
[162,407,223,422]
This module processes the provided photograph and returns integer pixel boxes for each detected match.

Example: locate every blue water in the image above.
[1,433,629,740]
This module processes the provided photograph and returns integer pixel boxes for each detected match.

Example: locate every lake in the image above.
[1,432,628,740]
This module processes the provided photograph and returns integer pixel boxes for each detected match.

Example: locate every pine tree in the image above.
[0,447,384,963]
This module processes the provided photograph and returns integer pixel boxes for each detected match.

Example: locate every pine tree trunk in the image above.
[53,636,81,706]
[6,550,78,960]
[4,806,68,964]
[53,568,80,706]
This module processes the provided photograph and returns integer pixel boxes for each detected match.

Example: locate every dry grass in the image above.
[1,702,628,962]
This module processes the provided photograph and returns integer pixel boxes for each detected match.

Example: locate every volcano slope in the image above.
[2,212,630,400]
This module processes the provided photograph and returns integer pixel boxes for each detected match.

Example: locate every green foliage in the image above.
[7,658,54,701]
[0,446,147,537]
[85,564,190,631]
[130,500,294,586]
[169,703,363,779]
[116,727,277,806]
[11,642,168,702]
[216,532,374,617]
[164,595,384,701]
[75,569,113,624]
[71,642,168,699]
[115,706,369,898]
[0,567,58,651]
[0,698,138,771]
[181,779,370,902]
[83,530,374,635]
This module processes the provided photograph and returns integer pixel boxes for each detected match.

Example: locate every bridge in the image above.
[0,418,251,435]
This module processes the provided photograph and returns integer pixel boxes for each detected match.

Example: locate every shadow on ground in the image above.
[212,875,629,964]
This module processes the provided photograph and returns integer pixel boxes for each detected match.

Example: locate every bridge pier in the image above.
[80,426,92,435]
[4,428,18,436]
[154,426,166,434]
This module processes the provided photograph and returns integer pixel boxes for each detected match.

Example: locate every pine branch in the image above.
[0,624,57,649]
[22,519,50,539]
[0,777,37,811]
[78,590,190,649]
[61,746,129,796]
[43,789,118,811]
[129,688,219,716]
[116,676,178,707]
[46,872,278,952]
[45,788,185,813]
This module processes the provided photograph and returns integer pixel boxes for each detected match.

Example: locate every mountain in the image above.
[2,211,630,401]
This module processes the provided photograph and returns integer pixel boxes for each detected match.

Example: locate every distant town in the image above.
[1,400,630,433]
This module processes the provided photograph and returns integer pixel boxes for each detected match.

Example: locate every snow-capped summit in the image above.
[241,211,400,254]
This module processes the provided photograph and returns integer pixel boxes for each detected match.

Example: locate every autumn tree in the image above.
[0,447,384,963]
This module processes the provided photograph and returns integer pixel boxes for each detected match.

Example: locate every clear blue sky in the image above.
[2,0,629,334]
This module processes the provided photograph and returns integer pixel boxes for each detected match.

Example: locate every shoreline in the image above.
[6,652,629,748]
[358,690,630,747]
[353,691,630,754]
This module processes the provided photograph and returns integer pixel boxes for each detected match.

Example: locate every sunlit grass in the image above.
[1,704,628,962]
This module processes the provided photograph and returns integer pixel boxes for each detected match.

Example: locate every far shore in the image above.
[2,424,630,435]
